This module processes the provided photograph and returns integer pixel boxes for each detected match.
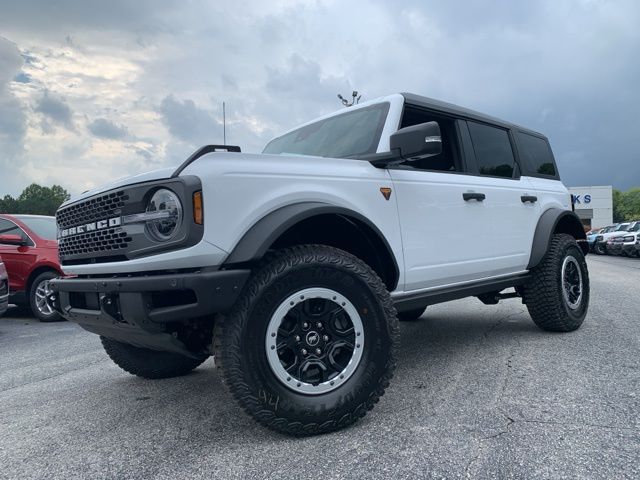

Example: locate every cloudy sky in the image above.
[0,0,638,197]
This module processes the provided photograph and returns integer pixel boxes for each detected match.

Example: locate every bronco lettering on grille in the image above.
[59,217,121,238]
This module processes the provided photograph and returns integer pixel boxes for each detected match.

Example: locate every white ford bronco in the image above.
[50,93,589,435]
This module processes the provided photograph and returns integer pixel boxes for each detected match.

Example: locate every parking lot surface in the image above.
[0,255,638,479]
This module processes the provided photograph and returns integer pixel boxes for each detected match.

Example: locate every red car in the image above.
[0,214,63,321]
[0,259,8,318]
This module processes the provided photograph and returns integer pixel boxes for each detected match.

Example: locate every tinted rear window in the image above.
[467,122,516,178]
[516,132,557,177]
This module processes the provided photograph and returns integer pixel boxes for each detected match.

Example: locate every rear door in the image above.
[462,121,540,274]
[0,218,35,292]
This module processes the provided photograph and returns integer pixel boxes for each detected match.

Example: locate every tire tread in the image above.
[213,244,399,436]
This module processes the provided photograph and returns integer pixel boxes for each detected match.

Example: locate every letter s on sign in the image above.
[584,194,591,204]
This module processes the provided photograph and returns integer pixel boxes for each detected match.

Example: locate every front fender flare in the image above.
[223,202,399,283]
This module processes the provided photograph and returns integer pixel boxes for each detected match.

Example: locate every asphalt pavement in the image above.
[0,255,638,479]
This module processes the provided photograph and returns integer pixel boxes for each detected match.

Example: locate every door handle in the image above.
[521,195,538,203]
[463,192,486,202]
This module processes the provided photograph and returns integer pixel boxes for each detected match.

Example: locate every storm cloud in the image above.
[35,90,75,132]
[87,118,130,140]
[0,0,638,196]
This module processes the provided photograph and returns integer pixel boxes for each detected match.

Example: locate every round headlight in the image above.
[145,189,183,241]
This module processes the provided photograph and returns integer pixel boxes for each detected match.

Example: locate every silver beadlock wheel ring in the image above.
[561,255,583,310]
[265,287,365,395]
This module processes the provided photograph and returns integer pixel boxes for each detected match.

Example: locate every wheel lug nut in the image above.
[317,322,322,328]
[302,322,309,329]
[295,335,301,342]
[323,335,329,341]
[315,348,322,355]
[301,348,308,355]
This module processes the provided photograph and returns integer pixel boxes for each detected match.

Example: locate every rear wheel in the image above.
[29,271,62,322]
[397,307,426,322]
[214,245,399,435]
[101,337,208,379]
[594,243,606,255]
[524,234,589,332]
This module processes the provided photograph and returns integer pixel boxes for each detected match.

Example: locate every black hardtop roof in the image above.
[401,92,546,139]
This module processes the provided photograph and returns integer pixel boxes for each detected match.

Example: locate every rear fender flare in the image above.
[528,209,587,269]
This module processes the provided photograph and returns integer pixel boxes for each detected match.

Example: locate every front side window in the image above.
[396,106,459,172]
[467,122,516,178]
[516,131,557,177]
[263,102,390,159]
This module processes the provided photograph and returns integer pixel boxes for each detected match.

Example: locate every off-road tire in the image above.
[101,337,208,379]
[214,245,399,436]
[524,234,589,332]
[29,271,63,322]
[594,243,606,255]
[398,307,426,322]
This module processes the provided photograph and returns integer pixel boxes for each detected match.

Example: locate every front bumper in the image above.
[49,269,249,355]
[50,268,249,324]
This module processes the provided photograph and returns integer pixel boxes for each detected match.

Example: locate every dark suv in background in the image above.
[0,214,63,321]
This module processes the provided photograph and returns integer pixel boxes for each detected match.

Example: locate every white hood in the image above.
[61,166,177,207]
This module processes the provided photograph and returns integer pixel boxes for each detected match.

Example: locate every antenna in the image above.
[223,101,226,145]
[337,91,361,107]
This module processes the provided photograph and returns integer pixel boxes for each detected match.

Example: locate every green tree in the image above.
[621,188,640,221]
[0,184,70,215]
[612,189,625,222]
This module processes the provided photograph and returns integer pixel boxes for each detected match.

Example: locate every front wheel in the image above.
[594,243,606,255]
[214,245,399,435]
[523,234,589,332]
[30,271,63,322]
[397,306,427,322]
[101,337,208,379]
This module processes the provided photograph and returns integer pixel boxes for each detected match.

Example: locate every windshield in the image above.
[628,223,640,232]
[15,216,58,240]
[616,224,630,231]
[263,102,390,158]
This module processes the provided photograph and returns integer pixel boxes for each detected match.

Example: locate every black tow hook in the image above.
[101,294,122,321]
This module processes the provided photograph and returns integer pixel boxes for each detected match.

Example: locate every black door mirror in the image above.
[390,121,442,161]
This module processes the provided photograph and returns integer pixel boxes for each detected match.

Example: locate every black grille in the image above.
[57,191,129,229]
[58,228,133,258]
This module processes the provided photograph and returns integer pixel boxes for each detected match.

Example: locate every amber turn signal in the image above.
[380,187,392,201]
[193,191,203,224]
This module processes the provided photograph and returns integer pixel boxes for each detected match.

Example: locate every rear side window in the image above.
[516,132,557,177]
[467,122,516,178]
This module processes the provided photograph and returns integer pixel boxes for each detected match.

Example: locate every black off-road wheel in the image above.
[523,234,589,332]
[214,245,399,436]
[101,337,208,379]
[397,306,426,322]
[594,242,606,255]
